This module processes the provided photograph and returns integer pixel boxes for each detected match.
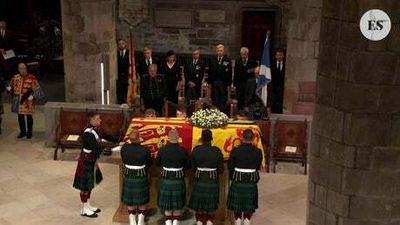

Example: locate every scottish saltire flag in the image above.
[256,33,271,105]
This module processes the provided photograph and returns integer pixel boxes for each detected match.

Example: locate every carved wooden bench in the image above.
[53,109,125,160]
[54,108,88,160]
[272,119,308,174]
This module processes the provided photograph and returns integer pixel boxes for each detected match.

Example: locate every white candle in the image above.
[100,62,105,104]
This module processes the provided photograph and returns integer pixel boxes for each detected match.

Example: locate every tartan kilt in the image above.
[188,180,219,212]
[73,152,103,192]
[157,178,186,210]
[227,181,258,213]
[122,175,149,206]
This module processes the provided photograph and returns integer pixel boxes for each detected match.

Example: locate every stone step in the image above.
[292,101,315,115]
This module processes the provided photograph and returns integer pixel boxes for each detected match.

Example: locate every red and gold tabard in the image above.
[10,74,41,114]
[124,118,265,166]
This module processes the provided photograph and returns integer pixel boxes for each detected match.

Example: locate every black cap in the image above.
[201,129,213,142]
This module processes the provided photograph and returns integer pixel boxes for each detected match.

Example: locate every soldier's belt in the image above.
[125,164,146,170]
[197,167,217,172]
[83,148,92,153]
[234,168,256,173]
[163,167,183,172]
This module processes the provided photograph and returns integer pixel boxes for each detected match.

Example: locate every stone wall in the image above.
[308,0,400,225]
[284,0,322,114]
[62,0,117,103]
[117,0,291,56]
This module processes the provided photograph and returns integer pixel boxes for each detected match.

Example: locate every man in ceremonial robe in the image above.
[8,62,43,139]
[141,64,168,116]
[227,129,263,225]
[185,47,205,103]
[208,44,232,111]
[234,47,258,110]
[117,39,130,104]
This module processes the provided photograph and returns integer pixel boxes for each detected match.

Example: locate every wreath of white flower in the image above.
[190,109,229,129]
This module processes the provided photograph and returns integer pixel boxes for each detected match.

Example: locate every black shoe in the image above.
[27,133,32,139]
[17,133,26,139]
[81,213,98,218]
[92,208,101,213]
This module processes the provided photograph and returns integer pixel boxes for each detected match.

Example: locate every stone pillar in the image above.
[61,0,117,103]
[284,0,322,114]
[308,0,400,225]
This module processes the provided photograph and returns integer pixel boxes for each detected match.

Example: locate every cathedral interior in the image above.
[0,0,399,225]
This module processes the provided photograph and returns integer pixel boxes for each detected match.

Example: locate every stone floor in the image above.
[0,104,308,225]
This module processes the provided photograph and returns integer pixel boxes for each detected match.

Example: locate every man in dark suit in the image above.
[141,64,168,116]
[208,44,232,111]
[137,47,158,78]
[234,47,258,110]
[185,47,205,103]
[0,20,15,80]
[268,49,285,114]
[117,39,130,104]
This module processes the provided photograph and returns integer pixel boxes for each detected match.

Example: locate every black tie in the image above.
[147,59,150,66]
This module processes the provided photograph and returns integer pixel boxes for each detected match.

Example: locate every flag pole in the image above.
[127,30,138,107]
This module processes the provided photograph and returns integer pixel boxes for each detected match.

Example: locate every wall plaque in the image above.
[198,10,225,23]
[154,9,192,28]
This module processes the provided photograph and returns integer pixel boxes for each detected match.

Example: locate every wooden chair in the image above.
[98,110,125,148]
[186,102,197,117]
[164,100,178,117]
[54,108,88,160]
[255,120,272,172]
[273,119,308,174]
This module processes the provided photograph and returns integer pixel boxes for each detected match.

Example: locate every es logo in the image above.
[360,9,391,41]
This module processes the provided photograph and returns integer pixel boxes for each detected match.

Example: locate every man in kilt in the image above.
[121,128,153,225]
[227,129,262,225]
[156,129,189,225]
[188,129,224,225]
[72,111,117,218]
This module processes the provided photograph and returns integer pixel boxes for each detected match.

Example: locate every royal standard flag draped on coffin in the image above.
[124,118,265,167]
[191,122,263,160]
[124,118,193,157]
